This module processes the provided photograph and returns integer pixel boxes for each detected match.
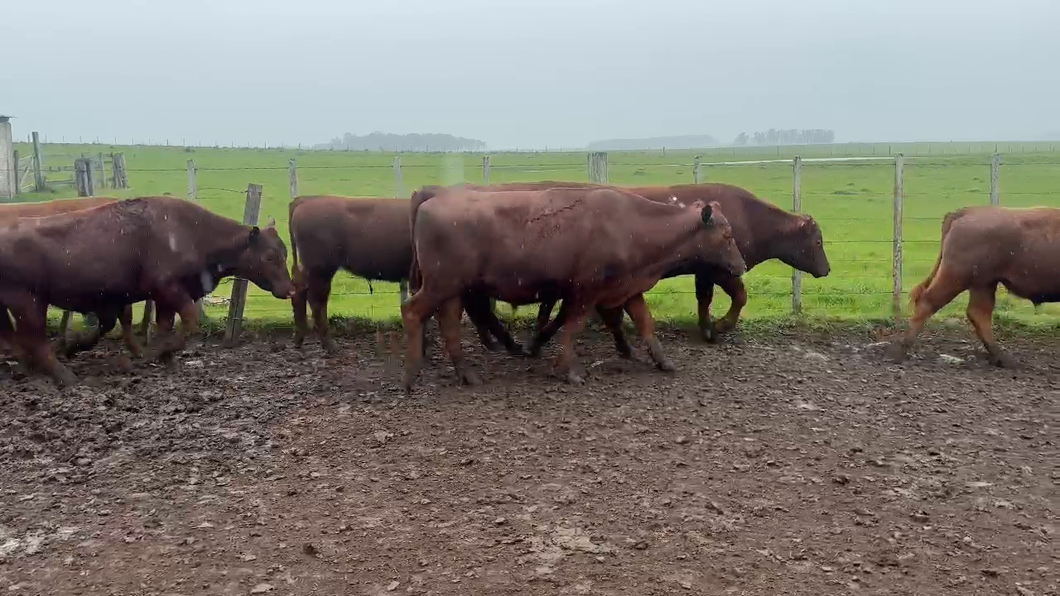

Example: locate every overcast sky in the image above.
[5,0,1059,149]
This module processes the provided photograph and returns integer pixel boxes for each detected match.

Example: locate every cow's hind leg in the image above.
[966,284,1014,367]
[148,292,200,361]
[888,268,964,362]
[552,301,589,384]
[695,273,718,342]
[624,293,675,372]
[291,264,310,348]
[464,293,524,356]
[712,274,748,337]
[307,271,338,354]
[118,304,143,359]
[62,309,119,359]
[401,287,441,392]
[438,296,480,386]
[139,299,154,345]
[13,299,77,386]
[529,299,567,357]
[596,305,634,359]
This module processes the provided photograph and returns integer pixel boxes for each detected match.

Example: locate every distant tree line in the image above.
[313,131,487,152]
[588,134,718,151]
[732,129,836,146]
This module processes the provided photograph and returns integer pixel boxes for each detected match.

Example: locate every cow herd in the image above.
[0,181,1055,390]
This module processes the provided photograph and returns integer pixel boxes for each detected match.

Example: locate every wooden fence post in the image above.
[990,153,1000,206]
[74,159,93,197]
[11,150,19,194]
[791,156,803,315]
[288,158,298,198]
[224,183,264,345]
[112,153,128,188]
[96,153,106,190]
[186,160,197,200]
[393,156,403,198]
[588,152,608,183]
[693,155,702,184]
[892,153,905,326]
[482,155,491,184]
[31,132,44,191]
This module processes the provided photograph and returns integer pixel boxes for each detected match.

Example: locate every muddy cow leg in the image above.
[624,293,675,372]
[464,292,524,356]
[291,264,310,348]
[552,301,589,385]
[888,270,965,362]
[694,273,718,342]
[139,299,154,344]
[63,309,119,359]
[400,286,442,393]
[12,298,77,385]
[0,307,15,354]
[148,292,200,361]
[966,284,1015,367]
[712,274,748,337]
[118,304,144,359]
[307,270,338,354]
[596,305,634,359]
[437,296,480,387]
[528,299,569,358]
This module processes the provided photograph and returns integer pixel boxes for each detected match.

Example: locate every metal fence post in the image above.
[791,156,803,315]
[892,153,905,326]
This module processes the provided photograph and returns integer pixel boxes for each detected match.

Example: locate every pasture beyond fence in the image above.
[9,143,1060,336]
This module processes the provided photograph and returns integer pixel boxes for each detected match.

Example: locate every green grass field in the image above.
[8,141,1060,334]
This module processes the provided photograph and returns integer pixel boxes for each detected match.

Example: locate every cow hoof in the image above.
[505,343,528,357]
[563,370,586,385]
[885,342,909,363]
[701,323,718,344]
[54,368,80,387]
[991,353,1018,369]
[480,339,499,352]
[292,334,305,349]
[458,369,481,386]
[656,358,676,372]
[714,319,737,335]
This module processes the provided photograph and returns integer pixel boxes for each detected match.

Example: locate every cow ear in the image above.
[248,226,261,244]
[700,204,714,225]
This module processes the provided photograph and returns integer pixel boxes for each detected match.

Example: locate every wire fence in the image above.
[14,146,1060,330]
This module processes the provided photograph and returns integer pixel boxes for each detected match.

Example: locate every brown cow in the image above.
[402,185,747,392]
[287,195,520,355]
[888,205,1060,367]
[470,181,830,348]
[0,196,154,353]
[0,196,295,385]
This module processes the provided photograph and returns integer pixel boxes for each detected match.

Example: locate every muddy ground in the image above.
[0,325,1055,596]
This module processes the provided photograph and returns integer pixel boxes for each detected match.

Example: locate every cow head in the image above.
[693,201,747,277]
[779,215,830,278]
[235,222,297,299]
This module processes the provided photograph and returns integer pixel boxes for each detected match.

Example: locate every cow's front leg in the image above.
[148,289,199,361]
[712,274,748,336]
[624,293,674,372]
[694,273,717,342]
[553,301,589,384]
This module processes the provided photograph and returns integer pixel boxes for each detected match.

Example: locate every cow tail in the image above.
[909,208,964,306]
[408,186,442,294]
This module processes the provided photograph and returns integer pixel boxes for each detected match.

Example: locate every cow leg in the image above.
[438,296,480,387]
[307,272,338,354]
[139,299,154,343]
[464,293,524,356]
[712,274,748,337]
[12,299,77,386]
[694,273,718,342]
[596,305,634,359]
[529,299,569,357]
[553,302,589,385]
[966,285,1015,368]
[624,293,675,372]
[0,307,20,359]
[62,309,119,359]
[149,293,199,361]
[888,271,964,362]
[118,304,143,359]
[400,288,439,393]
[291,264,310,348]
